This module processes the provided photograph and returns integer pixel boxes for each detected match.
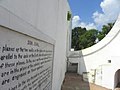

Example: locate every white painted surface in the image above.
[0,0,71,90]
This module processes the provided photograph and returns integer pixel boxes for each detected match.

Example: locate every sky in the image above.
[68,0,120,30]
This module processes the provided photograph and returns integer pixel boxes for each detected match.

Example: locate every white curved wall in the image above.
[69,14,120,89]
[81,14,120,70]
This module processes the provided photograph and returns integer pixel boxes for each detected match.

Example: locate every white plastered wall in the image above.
[0,0,71,90]
[80,14,120,89]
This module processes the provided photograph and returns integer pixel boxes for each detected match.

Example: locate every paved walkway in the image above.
[61,73,111,90]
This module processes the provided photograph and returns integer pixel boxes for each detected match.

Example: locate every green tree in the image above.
[72,27,86,50]
[79,29,98,49]
[72,27,98,50]
[97,23,114,41]
[71,22,114,51]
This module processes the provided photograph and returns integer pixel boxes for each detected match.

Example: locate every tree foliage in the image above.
[72,27,87,50]
[79,29,98,49]
[67,11,71,21]
[71,22,114,50]
[97,23,114,41]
